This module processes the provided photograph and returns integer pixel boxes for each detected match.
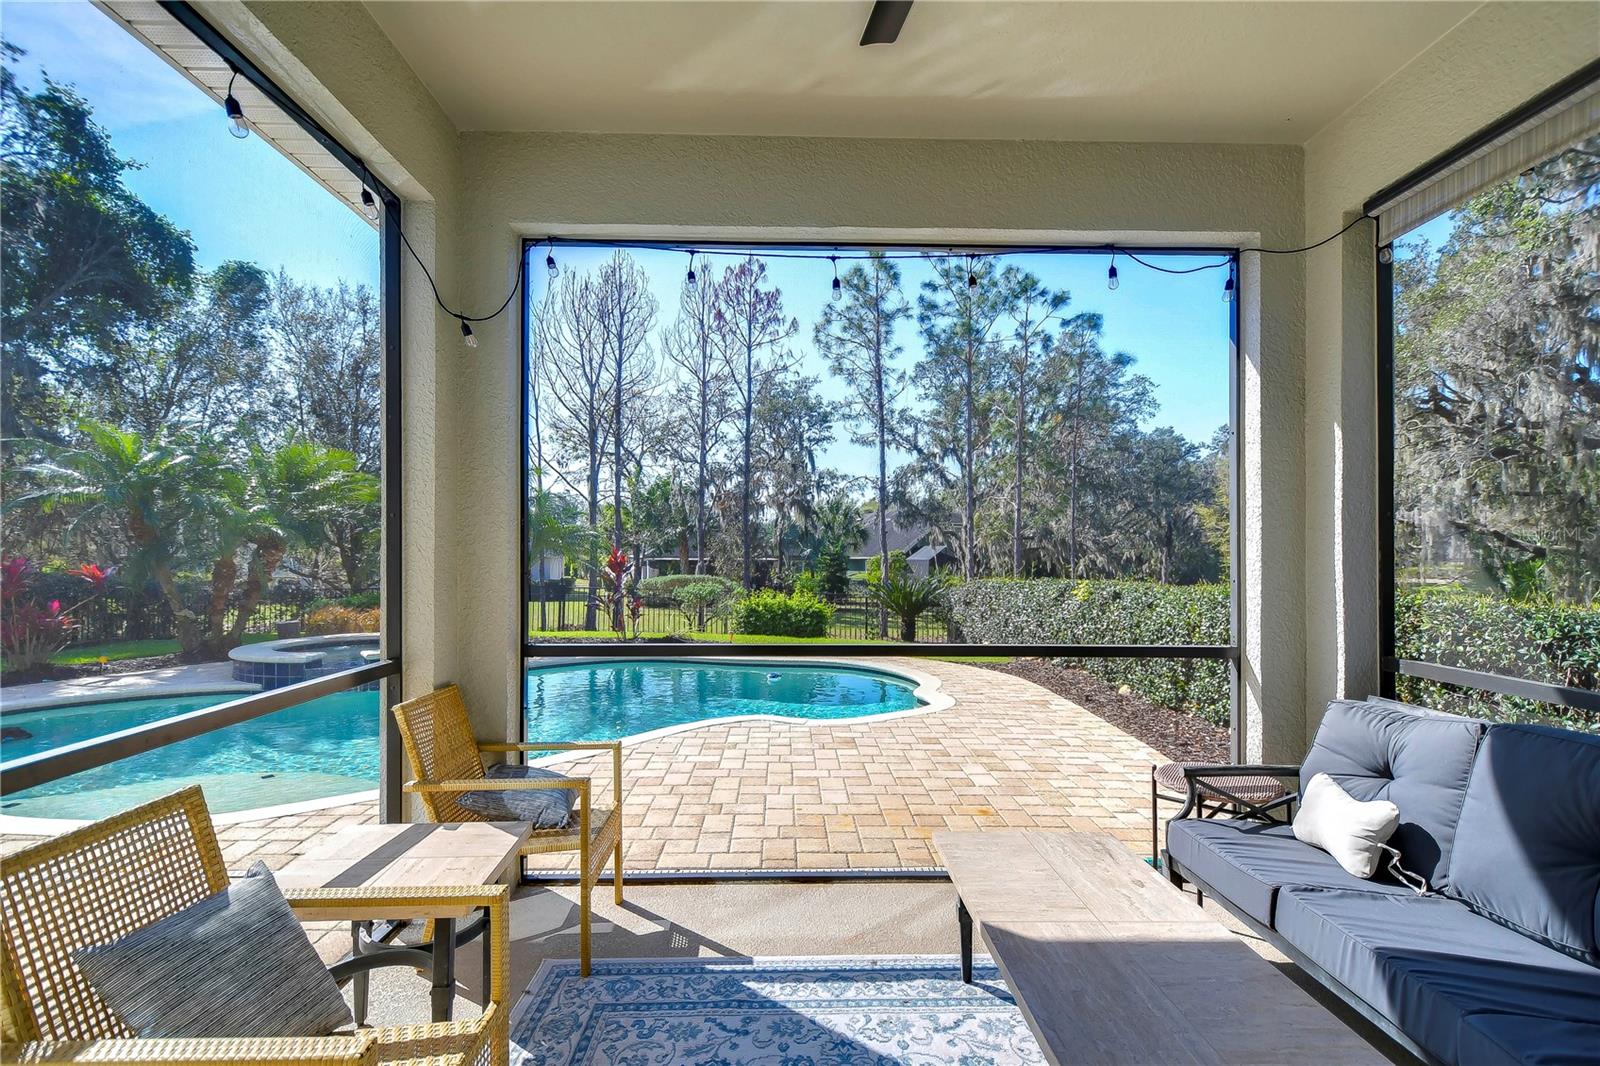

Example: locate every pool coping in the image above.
[0,788,380,838]
[522,655,955,766]
[0,682,262,716]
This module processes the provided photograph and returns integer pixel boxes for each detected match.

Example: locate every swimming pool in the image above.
[0,660,926,822]
[0,690,379,820]
[524,660,924,741]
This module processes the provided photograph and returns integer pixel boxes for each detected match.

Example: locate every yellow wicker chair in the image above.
[391,684,622,977]
[0,786,508,1066]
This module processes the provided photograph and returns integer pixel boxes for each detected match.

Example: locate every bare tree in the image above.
[713,256,797,589]
[661,263,733,576]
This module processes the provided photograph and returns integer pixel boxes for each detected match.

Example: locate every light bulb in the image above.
[224,94,248,139]
[831,276,842,302]
[359,188,379,221]
[686,260,697,287]
[460,318,477,348]
[967,272,978,290]
[1222,275,1235,303]
[546,252,557,279]
[1107,264,1119,291]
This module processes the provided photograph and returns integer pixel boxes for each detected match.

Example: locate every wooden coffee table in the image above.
[934,829,1386,1065]
[277,821,530,1024]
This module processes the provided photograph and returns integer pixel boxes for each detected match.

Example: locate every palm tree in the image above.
[873,572,948,643]
[527,486,596,632]
[813,494,868,556]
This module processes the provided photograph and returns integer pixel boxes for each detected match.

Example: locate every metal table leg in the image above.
[480,904,492,1007]
[957,897,973,984]
[431,917,456,1022]
[350,921,369,1026]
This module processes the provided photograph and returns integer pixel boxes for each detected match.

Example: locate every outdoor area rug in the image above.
[509,954,1047,1065]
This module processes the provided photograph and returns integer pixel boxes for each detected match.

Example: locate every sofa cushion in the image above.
[1446,724,1600,966]
[1456,1012,1600,1066]
[1165,819,1411,927]
[1275,887,1600,1066]
[1301,699,1484,890]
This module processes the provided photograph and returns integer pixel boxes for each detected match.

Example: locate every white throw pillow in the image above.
[1292,772,1400,879]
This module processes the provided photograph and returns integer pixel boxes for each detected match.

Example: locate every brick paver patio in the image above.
[2,659,1173,879]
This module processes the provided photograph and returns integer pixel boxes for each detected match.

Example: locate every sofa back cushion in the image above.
[1301,700,1484,891]
[1446,723,1600,965]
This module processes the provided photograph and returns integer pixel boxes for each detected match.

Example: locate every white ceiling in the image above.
[363,0,1482,143]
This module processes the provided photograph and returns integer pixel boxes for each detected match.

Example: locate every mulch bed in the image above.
[978,658,1229,763]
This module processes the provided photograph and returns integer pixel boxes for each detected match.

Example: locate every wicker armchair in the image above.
[392,684,623,976]
[0,786,508,1066]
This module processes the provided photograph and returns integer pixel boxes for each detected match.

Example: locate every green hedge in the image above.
[945,579,1230,725]
[1394,589,1599,733]
[636,574,739,607]
[732,589,835,638]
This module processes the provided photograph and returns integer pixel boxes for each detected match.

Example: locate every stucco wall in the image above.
[457,132,1308,759]
[1299,1,1600,745]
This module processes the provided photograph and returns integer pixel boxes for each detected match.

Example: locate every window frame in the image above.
[1370,64,1600,718]
[518,237,1244,717]
[0,2,406,814]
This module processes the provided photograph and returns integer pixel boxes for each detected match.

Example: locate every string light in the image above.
[546,240,558,279]
[223,69,248,139]
[830,256,841,302]
[1107,254,1119,291]
[459,318,477,348]
[359,188,380,222]
[966,256,978,291]
[686,251,697,288]
[1223,272,1235,303]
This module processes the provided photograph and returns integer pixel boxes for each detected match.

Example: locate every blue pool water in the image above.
[0,662,921,821]
[525,661,922,741]
[0,690,379,820]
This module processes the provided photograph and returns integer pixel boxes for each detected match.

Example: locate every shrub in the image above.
[816,544,849,602]
[303,605,381,635]
[945,579,1231,725]
[864,550,910,588]
[732,589,834,638]
[791,571,822,599]
[673,580,735,630]
[636,573,738,607]
[1393,588,1599,732]
[873,572,947,642]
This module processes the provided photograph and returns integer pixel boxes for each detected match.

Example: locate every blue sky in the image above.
[529,243,1234,473]
[3,0,378,290]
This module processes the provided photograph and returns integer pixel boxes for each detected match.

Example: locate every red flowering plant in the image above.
[595,546,634,639]
[1,557,113,672]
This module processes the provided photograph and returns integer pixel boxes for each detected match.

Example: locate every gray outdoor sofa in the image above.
[1162,698,1600,1066]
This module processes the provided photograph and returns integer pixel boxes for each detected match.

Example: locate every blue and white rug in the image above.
[510,955,1046,1065]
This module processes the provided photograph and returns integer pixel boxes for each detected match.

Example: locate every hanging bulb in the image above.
[830,256,841,302]
[460,318,477,348]
[1222,274,1235,303]
[359,188,380,221]
[686,253,697,288]
[224,93,248,139]
[545,248,558,279]
[967,271,978,291]
[1107,262,1120,291]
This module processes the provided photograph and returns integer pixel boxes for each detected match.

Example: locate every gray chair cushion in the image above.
[456,762,577,829]
[1446,724,1600,966]
[73,862,352,1039]
[1165,819,1410,927]
[1274,886,1600,1066]
[1301,699,1484,890]
[1456,1012,1600,1066]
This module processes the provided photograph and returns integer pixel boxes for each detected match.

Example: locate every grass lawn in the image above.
[50,632,276,665]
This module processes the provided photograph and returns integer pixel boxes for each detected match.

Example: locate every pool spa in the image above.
[1,659,930,822]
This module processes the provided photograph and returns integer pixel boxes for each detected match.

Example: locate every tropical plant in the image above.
[873,572,947,642]
[593,545,633,638]
[0,556,110,670]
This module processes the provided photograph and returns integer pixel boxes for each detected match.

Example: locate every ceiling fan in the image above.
[860,0,913,45]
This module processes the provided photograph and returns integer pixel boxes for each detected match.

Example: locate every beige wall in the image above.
[204,0,1598,770]
[1300,1,1600,745]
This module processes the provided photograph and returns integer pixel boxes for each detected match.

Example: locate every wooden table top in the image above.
[934,829,1386,1066]
[276,821,530,921]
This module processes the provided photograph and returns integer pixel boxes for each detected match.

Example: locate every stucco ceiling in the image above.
[363,0,1483,143]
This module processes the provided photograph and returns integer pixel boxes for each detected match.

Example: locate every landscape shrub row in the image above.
[945,579,1231,725]
[636,574,740,607]
[1394,589,1599,732]
[303,605,382,635]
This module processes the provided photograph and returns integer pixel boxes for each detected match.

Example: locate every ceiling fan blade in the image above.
[860,0,913,46]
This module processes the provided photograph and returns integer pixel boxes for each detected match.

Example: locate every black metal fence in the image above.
[54,585,319,647]
[526,592,953,643]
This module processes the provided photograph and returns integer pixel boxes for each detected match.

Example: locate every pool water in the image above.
[0,690,379,820]
[525,661,922,741]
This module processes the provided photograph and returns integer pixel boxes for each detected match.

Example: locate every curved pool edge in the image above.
[525,656,954,766]
[0,787,379,839]
[1,681,261,716]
